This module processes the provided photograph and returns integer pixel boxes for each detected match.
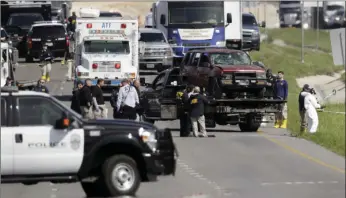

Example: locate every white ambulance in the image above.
[74,8,139,90]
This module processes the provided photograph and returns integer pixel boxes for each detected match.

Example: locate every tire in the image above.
[25,55,33,63]
[101,155,141,196]
[238,114,261,132]
[81,178,109,197]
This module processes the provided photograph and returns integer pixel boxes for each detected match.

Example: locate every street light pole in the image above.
[316,1,319,50]
[301,1,305,63]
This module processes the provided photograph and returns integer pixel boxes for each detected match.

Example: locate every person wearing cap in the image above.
[303,86,324,133]
[298,84,311,133]
[39,44,54,82]
[188,86,209,137]
[79,79,94,119]
[179,84,195,137]
[274,71,288,128]
[70,80,83,114]
[116,78,140,120]
[33,78,49,93]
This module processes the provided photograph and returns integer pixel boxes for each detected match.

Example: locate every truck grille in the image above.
[242,31,253,41]
[144,48,167,56]
[234,72,256,79]
[283,13,298,25]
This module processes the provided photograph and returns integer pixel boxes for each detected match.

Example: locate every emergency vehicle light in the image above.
[115,63,121,69]
[87,23,92,28]
[92,63,98,69]
[121,24,126,29]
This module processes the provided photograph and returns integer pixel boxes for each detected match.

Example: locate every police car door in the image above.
[12,96,84,175]
[1,96,14,175]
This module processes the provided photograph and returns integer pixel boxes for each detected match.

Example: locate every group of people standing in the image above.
[71,78,141,120]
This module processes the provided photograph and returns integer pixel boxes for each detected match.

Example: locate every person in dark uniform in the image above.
[91,79,107,119]
[33,79,49,93]
[67,12,77,33]
[4,77,15,86]
[70,80,83,114]
[178,84,194,137]
[79,79,94,119]
[188,86,210,137]
[110,87,120,119]
[39,44,54,82]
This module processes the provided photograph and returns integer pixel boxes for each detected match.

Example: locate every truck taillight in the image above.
[121,23,126,29]
[115,63,121,69]
[92,63,98,69]
[66,36,69,46]
[87,23,92,28]
[27,37,32,49]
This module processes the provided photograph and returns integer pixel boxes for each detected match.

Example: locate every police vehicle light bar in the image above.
[34,21,61,24]
[87,23,92,28]
[1,86,19,93]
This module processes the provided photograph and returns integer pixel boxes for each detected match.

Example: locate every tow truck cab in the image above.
[74,8,139,92]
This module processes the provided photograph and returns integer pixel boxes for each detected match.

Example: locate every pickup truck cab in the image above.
[180,48,268,99]
[1,87,176,197]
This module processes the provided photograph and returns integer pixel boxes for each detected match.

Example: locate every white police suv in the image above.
[0,86,176,197]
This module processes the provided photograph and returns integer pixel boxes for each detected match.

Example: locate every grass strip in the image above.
[250,43,345,156]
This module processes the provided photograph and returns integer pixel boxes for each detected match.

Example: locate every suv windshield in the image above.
[31,25,66,37]
[139,33,166,42]
[210,52,251,65]
[7,14,44,28]
[84,40,130,54]
[242,15,257,26]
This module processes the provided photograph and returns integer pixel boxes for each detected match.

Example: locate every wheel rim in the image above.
[111,163,135,192]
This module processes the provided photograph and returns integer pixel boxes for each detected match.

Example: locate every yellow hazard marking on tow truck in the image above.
[191,98,198,104]
[257,131,345,174]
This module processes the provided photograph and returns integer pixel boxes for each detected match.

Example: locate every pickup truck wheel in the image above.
[102,155,140,196]
[239,114,261,132]
[81,179,109,197]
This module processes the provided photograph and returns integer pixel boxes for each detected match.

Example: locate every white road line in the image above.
[261,181,340,186]
[177,159,230,196]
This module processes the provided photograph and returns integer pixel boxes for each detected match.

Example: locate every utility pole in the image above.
[301,1,305,63]
[316,1,319,50]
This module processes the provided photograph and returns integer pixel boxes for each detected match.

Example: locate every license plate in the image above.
[221,79,233,84]
[239,80,249,86]
[147,64,155,69]
[46,42,53,46]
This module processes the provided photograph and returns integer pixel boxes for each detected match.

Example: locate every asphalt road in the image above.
[2,60,345,198]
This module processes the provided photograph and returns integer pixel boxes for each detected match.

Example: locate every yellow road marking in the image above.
[257,131,345,174]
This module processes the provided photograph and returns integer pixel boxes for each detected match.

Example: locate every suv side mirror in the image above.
[252,61,265,68]
[226,13,232,23]
[160,14,166,25]
[54,114,71,130]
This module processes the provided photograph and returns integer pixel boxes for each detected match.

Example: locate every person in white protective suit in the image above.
[303,88,324,133]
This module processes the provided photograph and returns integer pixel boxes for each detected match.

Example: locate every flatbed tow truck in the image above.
[1,41,36,90]
[139,67,286,132]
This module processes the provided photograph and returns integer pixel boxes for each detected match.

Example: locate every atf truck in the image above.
[74,8,139,92]
[323,1,346,28]
[150,0,242,65]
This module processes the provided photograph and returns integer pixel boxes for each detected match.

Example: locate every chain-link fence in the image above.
[242,1,346,58]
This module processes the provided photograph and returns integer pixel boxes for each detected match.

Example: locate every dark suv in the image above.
[180,48,269,99]
[26,22,69,62]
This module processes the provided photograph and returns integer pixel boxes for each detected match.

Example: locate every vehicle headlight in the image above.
[324,17,329,22]
[252,31,259,37]
[138,127,157,152]
[165,48,172,56]
[335,17,340,21]
[216,41,225,47]
[256,72,266,80]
